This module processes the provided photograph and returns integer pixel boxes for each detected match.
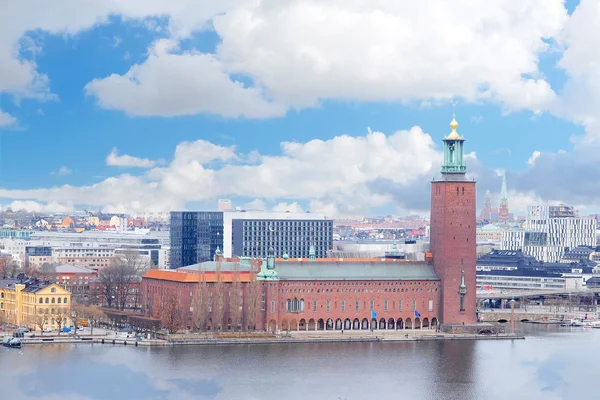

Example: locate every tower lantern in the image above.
[441,117,466,174]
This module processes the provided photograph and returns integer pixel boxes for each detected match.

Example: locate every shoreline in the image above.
[17,332,524,347]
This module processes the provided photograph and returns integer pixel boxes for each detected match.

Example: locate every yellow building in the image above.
[0,278,71,331]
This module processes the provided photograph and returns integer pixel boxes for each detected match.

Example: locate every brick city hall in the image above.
[142,116,480,334]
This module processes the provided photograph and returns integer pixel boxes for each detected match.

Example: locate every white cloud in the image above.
[106,148,156,168]
[213,0,566,113]
[50,166,72,176]
[0,126,443,214]
[1,0,571,123]
[0,109,17,127]
[527,151,541,166]
[272,202,304,213]
[85,39,287,119]
[5,200,74,213]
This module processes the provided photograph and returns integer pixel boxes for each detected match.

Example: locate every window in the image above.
[412,298,416,310]
[326,299,331,313]
[355,299,360,313]
[270,300,275,313]
[398,300,402,312]
[51,288,56,293]
[0,292,3,298]
[341,300,345,313]
[384,299,388,312]
[58,298,62,304]
[45,297,49,304]
[300,299,304,312]
[39,298,43,304]
[0,302,3,309]
[429,300,433,312]
[313,300,317,312]
[286,299,291,312]
[64,297,68,304]
[370,299,374,311]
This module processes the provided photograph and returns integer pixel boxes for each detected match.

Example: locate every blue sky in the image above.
[0,0,598,217]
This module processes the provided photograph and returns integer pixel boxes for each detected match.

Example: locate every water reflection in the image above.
[1,326,598,400]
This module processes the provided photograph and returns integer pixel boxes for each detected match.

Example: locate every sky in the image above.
[0,0,598,217]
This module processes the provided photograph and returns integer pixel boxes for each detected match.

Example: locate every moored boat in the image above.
[560,319,584,327]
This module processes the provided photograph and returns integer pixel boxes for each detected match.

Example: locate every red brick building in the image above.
[430,116,477,328]
[141,116,480,333]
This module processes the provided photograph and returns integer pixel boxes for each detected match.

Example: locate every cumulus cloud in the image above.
[50,166,72,176]
[272,202,304,213]
[85,39,287,119]
[106,148,156,168]
[5,200,74,213]
[1,0,571,125]
[0,126,445,214]
[0,109,17,127]
[527,151,541,166]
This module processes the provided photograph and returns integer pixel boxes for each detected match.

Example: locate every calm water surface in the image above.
[1,324,598,400]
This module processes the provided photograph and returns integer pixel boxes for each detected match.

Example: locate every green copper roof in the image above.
[275,262,439,281]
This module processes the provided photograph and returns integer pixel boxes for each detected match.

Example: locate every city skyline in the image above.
[1,0,598,217]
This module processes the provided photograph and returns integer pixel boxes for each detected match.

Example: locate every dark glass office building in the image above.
[170,212,223,269]
[231,218,333,259]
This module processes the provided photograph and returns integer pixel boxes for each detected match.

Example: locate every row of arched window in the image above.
[39,297,68,304]
[286,298,305,312]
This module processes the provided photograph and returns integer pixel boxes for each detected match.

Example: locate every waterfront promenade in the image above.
[15,326,522,347]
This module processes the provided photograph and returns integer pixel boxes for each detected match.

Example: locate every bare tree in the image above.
[160,291,182,334]
[31,313,48,335]
[213,260,225,332]
[246,261,262,331]
[39,263,58,282]
[230,261,242,332]
[55,308,68,335]
[98,266,118,308]
[86,305,106,337]
[192,267,210,331]
[98,250,149,310]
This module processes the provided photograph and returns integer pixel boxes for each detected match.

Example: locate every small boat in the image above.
[560,319,584,327]
[583,321,600,328]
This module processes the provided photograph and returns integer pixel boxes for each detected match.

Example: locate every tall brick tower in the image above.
[430,115,477,328]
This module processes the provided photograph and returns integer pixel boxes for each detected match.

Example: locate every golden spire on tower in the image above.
[445,100,463,140]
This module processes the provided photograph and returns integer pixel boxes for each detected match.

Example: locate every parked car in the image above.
[43,328,52,333]
[76,325,85,330]
[60,327,71,333]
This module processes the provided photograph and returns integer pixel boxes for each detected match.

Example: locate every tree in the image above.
[192,267,210,331]
[39,263,58,282]
[246,260,262,331]
[160,291,182,334]
[55,308,68,335]
[86,305,106,337]
[213,260,225,332]
[98,266,118,308]
[230,261,242,332]
[33,311,48,335]
[112,250,149,310]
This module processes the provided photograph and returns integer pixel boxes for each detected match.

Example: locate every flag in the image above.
[414,310,421,318]
[371,310,377,320]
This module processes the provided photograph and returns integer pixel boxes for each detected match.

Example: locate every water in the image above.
[1,324,598,400]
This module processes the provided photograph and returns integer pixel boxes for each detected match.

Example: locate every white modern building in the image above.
[501,205,596,262]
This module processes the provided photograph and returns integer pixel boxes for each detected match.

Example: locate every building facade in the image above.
[0,275,72,331]
[430,116,477,327]
[502,205,597,262]
[231,218,333,259]
[169,211,333,269]
[170,211,224,269]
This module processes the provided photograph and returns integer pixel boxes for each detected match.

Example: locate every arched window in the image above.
[0,292,4,298]
[39,297,43,304]
[286,299,291,312]
[300,299,305,312]
[58,298,61,304]
[462,187,465,196]
[384,299,388,312]
[64,297,68,304]
[51,298,55,304]
[51,287,56,293]
[341,300,345,312]
[456,187,459,195]
[45,297,49,304]
[0,302,3,309]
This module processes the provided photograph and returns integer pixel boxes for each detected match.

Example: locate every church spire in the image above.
[500,173,508,200]
[441,112,467,175]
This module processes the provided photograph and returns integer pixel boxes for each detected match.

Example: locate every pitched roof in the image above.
[142,269,251,283]
[55,263,96,274]
[276,262,439,281]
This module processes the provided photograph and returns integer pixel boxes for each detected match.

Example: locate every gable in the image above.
[34,284,71,296]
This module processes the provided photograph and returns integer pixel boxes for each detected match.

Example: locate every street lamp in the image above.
[509,297,516,335]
